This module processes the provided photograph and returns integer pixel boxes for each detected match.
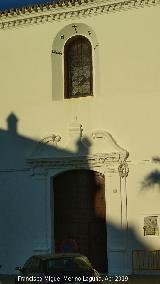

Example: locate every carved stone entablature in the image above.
[30,166,48,177]
[27,152,121,173]
[0,0,159,29]
[27,123,129,176]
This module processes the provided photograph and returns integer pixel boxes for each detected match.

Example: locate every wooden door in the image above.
[53,170,107,272]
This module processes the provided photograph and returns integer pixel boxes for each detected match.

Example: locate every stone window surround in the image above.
[52,23,99,101]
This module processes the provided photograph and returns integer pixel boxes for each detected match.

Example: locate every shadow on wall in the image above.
[0,113,148,274]
[141,157,160,190]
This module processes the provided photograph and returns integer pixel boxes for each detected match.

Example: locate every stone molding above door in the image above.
[27,118,129,177]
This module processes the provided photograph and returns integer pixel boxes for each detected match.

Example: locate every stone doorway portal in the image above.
[53,169,108,273]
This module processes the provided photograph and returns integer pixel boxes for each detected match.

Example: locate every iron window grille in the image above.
[64,35,93,99]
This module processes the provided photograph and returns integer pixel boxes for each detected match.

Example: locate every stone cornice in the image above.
[0,0,159,29]
[27,152,123,172]
[27,153,131,178]
[27,153,122,175]
[27,152,121,167]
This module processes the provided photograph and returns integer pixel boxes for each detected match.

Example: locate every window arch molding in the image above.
[52,23,99,101]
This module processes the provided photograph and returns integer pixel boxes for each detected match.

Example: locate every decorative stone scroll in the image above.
[27,121,129,177]
[38,134,61,146]
[30,134,61,158]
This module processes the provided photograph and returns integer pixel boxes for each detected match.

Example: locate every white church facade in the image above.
[0,0,160,275]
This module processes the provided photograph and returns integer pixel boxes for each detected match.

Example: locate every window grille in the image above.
[133,250,160,272]
[64,36,93,98]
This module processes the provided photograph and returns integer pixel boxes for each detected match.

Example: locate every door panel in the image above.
[53,170,107,272]
[88,222,108,272]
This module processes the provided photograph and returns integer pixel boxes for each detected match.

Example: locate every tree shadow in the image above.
[141,157,160,190]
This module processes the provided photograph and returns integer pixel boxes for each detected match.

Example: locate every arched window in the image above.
[64,36,93,99]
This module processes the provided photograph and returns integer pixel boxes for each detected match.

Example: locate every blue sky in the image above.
[0,0,52,11]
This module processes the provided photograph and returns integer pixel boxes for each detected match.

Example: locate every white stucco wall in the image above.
[0,2,160,275]
[0,6,160,160]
